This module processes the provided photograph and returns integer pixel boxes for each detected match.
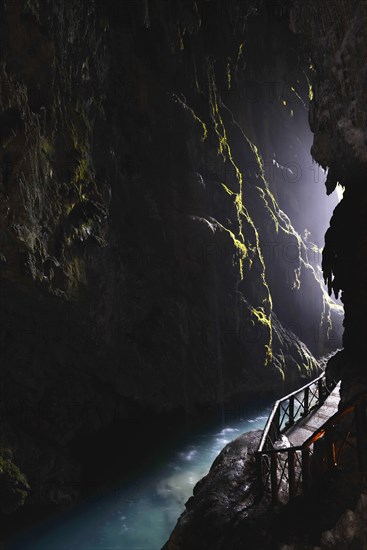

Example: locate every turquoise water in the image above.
[6,408,270,550]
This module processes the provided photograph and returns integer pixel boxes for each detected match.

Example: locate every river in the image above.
[6,405,270,550]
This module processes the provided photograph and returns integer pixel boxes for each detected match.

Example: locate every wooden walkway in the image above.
[256,374,367,503]
[284,383,341,448]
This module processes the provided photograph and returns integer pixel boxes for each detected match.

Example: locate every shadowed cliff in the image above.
[165,2,367,548]
[0,0,342,523]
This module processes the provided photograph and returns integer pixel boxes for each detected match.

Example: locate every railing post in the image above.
[288,396,295,427]
[355,398,367,471]
[255,452,264,496]
[270,407,280,443]
[304,387,309,416]
[288,449,296,499]
[302,448,310,494]
[318,377,325,405]
[256,372,341,504]
[270,453,278,504]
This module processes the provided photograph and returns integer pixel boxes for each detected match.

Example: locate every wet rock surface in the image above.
[166,1,367,548]
[0,0,342,533]
[292,0,367,392]
[164,430,367,550]
[163,430,269,550]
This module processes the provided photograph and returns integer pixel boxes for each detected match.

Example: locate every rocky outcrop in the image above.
[164,2,367,548]
[318,493,367,550]
[0,449,29,514]
[164,429,367,550]
[0,0,341,520]
[291,0,367,399]
[162,430,266,550]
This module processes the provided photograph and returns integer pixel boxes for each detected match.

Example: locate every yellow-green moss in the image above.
[40,137,54,156]
[207,61,274,361]
[0,453,30,513]
[172,93,207,141]
[226,58,231,90]
[303,69,314,101]
[290,85,306,107]
[236,42,244,67]
[251,306,273,364]
[74,157,90,185]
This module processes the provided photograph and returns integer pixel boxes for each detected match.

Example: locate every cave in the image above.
[0,0,366,548]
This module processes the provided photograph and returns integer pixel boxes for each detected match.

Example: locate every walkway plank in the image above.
[284,383,341,448]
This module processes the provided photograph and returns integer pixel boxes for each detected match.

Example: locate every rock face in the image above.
[318,494,367,550]
[165,2,367,549]
[166,431,367,550]
[162,430,266,550]
[164,429,367,550]
[291,0,367,399]
[0,0,341,520]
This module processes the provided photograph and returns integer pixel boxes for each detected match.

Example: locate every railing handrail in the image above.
[258,371,332,452]
[258,409,347,454]
[256,381,367,504]
[301,390,366,449]
[277,372,326,405]
[261,389,367,454]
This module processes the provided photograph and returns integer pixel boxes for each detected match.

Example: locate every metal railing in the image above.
[257,372,334,453]
[256,388,367,504]
[255,372,344,503]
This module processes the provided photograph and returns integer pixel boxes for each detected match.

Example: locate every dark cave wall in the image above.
[0,0,341,514]
[291,0,367,396]
[165,3,367,548]
[219,9,342,356]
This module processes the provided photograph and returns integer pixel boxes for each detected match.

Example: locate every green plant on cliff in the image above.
[0,451,30,514]
[207,62,275,365]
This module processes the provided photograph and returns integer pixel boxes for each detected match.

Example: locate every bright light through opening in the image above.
[336,183,344,202]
